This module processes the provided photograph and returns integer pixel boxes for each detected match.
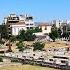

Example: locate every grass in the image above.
[0,64,60,70]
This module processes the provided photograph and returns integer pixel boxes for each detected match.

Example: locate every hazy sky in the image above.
[0,0,70,23]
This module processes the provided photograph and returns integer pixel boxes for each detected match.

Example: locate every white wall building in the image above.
[52,20,63,28]
[11,23,26,35]
[4,14,35,36]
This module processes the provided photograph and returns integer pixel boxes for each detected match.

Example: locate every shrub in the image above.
[0,57,3,62]
[16,41,25,51]
[33,42,45,51]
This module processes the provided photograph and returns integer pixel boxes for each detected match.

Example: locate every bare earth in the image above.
[0,63,60,70]
[45,41,70,48]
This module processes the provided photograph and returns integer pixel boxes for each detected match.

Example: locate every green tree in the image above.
[49,27,59,42]
[58,28,62,38]
[18,30,25,41]
[10,36,17,43]
[34,27,42,33]
[25,29,36,41]
[0,57,3,62]
[18,29,36,41]
[33,42,45,51]
[0,25,9,39]
[28,27,42,33]
[16,41,25,51]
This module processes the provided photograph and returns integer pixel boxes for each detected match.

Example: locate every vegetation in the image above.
[49,26,59,42]
[58,28,62,38]
[18,29,36,41]
[11,59,20,62]
[25,29,36,41]
[33,42,45,51]
[0,25,9,39]
[18,30,25,41]
[31,27,42,33]
[0,57,3,62]
[16,41,25,51]
[0,40,5,45]
[10,36,17,43]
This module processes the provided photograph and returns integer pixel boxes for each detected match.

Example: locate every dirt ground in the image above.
[44,41,70,49]
[0,63,60,70]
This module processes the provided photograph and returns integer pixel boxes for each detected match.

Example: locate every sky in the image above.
[0,0,70,23]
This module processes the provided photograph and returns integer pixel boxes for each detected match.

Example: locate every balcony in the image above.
[7,17,19,23]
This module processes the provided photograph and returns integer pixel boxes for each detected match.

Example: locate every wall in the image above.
[11,24,26,35]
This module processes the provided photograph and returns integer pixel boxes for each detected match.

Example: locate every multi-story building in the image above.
[4,14,35,36]
[52,20,62,28]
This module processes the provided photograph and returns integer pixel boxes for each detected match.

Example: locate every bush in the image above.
[0,57,3,62]
[49,27,59,42]
[11,59,19,62]
[33,42,45,51]
[10,36,16,42]
[18,29,36,41]
[16,41,25,51]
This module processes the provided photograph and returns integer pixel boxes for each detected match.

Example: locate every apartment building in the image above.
[4,14,35,35]
[52,20,62,28]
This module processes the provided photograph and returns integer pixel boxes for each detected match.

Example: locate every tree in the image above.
[18,29,36,41]
[49,27,59,42]
[10,36,17,43]
[58,28,62,38]
[0,25,9,39]
[27,27,42,33]
[0,57,3,62]
[0,40,5,45]
[33,42,45,51]
[25,29,36,41]
[16,41,25,51]
[18,30,25,41]
[34,27,42,33]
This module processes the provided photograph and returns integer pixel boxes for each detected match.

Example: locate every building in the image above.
[4,14,35,35]
[52,20,62,28]
[38,23,52,35]
[11,22,26,35]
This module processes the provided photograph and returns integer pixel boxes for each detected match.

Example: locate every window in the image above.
[30,27,33,29]
[26,24,29,25]
[45,26,47,30]
[8,28,11,30]
[59,23,60,26]
[27,27,29,29]
[33,54,35,56]
[61,60,66,63]
[49,59,53,61]
[8,25,10,27]
[30,24,33,25]
[9,32,11,34]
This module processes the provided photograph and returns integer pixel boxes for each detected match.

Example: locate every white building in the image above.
[4,14,35,36]
[11,22,26,35]
[52,20,63,28]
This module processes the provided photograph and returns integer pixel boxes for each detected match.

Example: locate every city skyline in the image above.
[0,0,70,23]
